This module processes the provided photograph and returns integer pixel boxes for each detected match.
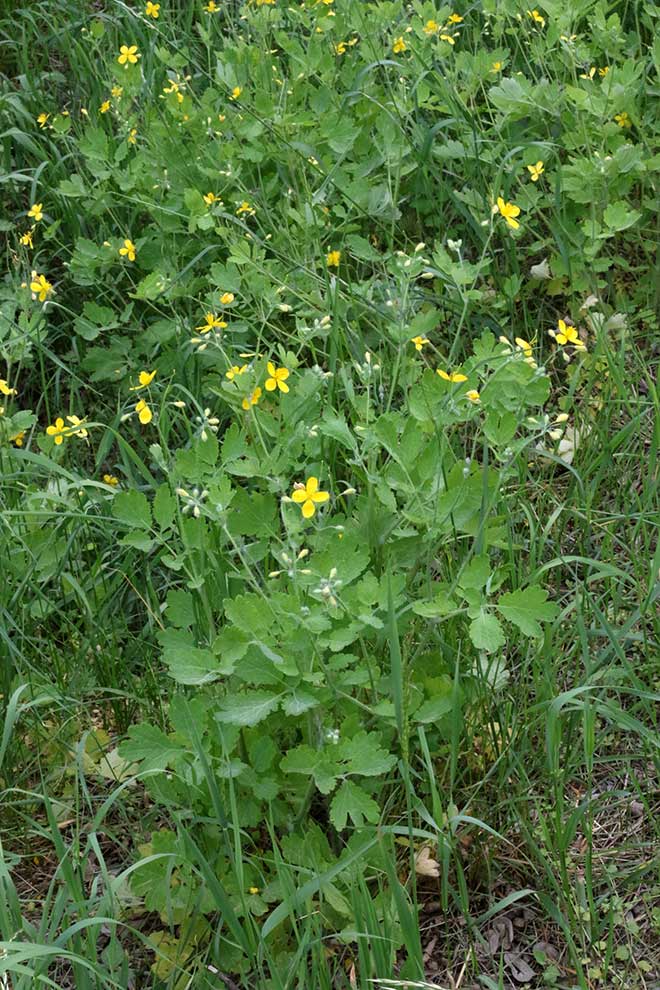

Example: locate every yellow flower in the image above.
[514,337,533,358]
[491,61,502,72]
[326,250,341,267]
[204,0,219,11]
[614,111,631,128]
[231,86,242,99]
[411,336,429,351]
[130,369,157,390]
[46,417,67,445]
[66,415,88,439]
[119,238,137,261]
[118,44,140,67]
[334,41,347,55]
[219,291,235,304]
[135,399,153,424]
[599,66,609,77]
[28,203,43,222]
[103,473,119,486]
[236,200,255,216]
[242,386,262,410]
[291,477,330,519]
[465,389,480,403]
[225,364,247,380]
[11,431,25,447]
[30,271,53,301]
[128,128,138,144]
[580,67,596,80]
[203,191,222,206]
[111,85,124,99]
[437,369,468,383]
[145,1,160,16]
[527,160,544,181]
[439,34,456,45]
[256,0,275,4]
[392,36,407,54]
[265,362,290,393]
[196,313,227,334]
[20,228,34,248]
[447,12,463,23]
[526,9,545,27]
[37,112,50,128]
[494,196,521,230]
[423,19,439,35]
[552,319,586,350]
[0,379,17,396]
[248,886,260,895]
[100,99,111,113]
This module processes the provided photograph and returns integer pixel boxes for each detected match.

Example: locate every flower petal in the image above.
[291,489,307,503]
[302,499,315,518]
[306,477,319,494]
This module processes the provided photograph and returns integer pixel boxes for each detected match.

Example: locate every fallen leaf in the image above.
[415,845,440,878]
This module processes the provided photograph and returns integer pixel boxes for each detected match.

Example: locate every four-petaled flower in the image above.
[196,313,227,334]
[527,160,544,181]
[447,12,463,23]
[135,399,153,424]
[128,128,137,144]
[220,291,235,304]
[494,196,521,229]
[103,474,119,486]
[465,390,480,403]
[111,85,124,99]
[204,0,219,10]
[552,319,586,350]
[291,477,330,519]
[130,369,157,390]
[100,100,111,113]
[423,19,439,35]
[614,112,631,128]
[411,336,429,351]
[236,200,255,216]
[66,415,88,439]
[392,36,407,53]
[265,362,290,393]
[37,112,49,128]
[119,238,136,261]
[326,250,341,267]
[526,9,545,27]
[20,229,34,248]
[118,44,140,67]
[225,364,247,380]
[0,379,17,396]
[46,417,68,445]
[439,34,456,44]
[231,86,242,99]
[30,271,53,301]
[203,191,221,206]
[491,61,502,72]
[28,203,43,222]
[437,368,467,382]
[242,386,262,410]
[145,1,160,17]
[515,337,533,358]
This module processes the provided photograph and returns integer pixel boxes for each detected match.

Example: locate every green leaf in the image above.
[337,731,396,777]
[119,723,184,772]
[497,585,559,638]
[112,490,151,530]
[458,554,491,590]
[280,744,337,794]
[215,691,281,727]
[329,780,380,830]
[414,693,453,723]
[469,611,506,653]
[153,485,175,530]
[165,589,195,628]
[159,628,220,685]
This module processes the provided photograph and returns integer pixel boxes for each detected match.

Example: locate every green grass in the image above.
[1,0,658,987]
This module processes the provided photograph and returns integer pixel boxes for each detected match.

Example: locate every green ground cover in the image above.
[0,0,658,986]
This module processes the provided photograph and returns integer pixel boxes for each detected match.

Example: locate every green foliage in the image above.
[0,0,658,987]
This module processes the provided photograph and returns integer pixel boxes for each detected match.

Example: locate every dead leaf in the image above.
[415,845,440,878]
